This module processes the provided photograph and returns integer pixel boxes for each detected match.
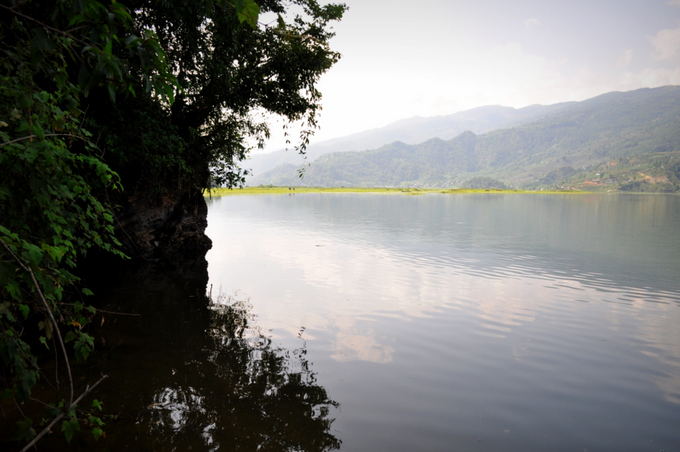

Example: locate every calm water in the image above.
[205,193,680,451]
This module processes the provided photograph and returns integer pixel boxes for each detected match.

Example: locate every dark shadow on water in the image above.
[40,260,341,451]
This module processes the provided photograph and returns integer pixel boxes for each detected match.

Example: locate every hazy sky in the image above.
[262,0,680,152]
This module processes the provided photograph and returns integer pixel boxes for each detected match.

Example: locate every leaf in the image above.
[68,13,84,26]
[74,332,95,360]
[22,243,43,266]
[15,418,35,441]
[124,34,139,47]
[64,330,76,343]
[107,84,116,103]
[3,308,15,322]
[234,0,260,28]
[91,399,103,411]
[18,304,29,319]
[45,245,68,263]
[88,414,105,427]
[44,320,53,339]
[61,417,80,443]
[103,39,113,57]
[91,426,104,440]
[5,282,21,301]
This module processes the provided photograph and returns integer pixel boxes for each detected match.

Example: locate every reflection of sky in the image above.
[206,193,680,450]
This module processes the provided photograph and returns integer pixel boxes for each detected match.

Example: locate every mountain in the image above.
[252,86,680,192]
[245,102,573,178]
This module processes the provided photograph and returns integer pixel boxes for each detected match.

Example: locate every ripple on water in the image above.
[205,193,680,451]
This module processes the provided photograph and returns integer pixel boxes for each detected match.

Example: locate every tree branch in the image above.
[0,240,74,408]
[0,133,89,148]
[20,374,108,452]
[59,302,142,317]
[0,4,92,48]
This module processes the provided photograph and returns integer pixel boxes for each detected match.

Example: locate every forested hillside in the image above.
[255,86,680,191]
[245,102,573,176]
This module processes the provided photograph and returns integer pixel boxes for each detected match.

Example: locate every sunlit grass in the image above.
[204,186,586,197]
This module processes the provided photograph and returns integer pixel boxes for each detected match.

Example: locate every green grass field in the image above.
[204,186,585,197]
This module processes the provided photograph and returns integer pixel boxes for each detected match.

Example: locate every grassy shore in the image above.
[204,186,586,197]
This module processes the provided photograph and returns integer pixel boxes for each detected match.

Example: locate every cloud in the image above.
[524,17,542,28]
[650,25,680,61]
[621,66,680,87]
[617,49,634,67]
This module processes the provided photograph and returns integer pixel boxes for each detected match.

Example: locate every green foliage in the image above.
[0,0,160,444]
[557,151,680,192]
[463,176,508,190]
[91,398,103,411]
[113,0,347,189]
[61,414,80,443]
[234,0,261,27]
[1,0,345,447]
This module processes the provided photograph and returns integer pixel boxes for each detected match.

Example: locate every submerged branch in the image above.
[59,302,142,317]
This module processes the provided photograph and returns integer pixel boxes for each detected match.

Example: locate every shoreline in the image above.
[203,186,589,197]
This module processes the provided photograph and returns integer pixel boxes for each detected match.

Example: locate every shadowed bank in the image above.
[37,263,341,451]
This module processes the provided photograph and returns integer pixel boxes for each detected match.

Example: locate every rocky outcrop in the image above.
[82,184,210,300]
[117,187,212,263]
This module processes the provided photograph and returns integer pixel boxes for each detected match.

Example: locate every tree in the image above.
[0,0,345,446]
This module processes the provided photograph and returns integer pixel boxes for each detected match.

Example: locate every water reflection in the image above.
[44,265,340,451]
[139,300,341,451]
[207,193,680,451]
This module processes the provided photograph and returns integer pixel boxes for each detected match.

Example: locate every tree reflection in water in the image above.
[140,299,341,451]
[40,264,341,451]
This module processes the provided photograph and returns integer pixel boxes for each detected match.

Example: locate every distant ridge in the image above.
[245,102,573,178]
[251,86,680,192]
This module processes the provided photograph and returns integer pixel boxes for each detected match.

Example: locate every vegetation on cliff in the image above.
[0,0,344,447]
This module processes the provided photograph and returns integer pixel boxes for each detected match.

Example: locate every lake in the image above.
[46,193,680,451]
[205,193,680,451]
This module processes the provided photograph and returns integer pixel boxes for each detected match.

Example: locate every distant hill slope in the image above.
[245,102,572,178]
[254,86,680,192]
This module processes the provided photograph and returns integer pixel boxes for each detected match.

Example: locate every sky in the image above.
[260,0,680,152]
